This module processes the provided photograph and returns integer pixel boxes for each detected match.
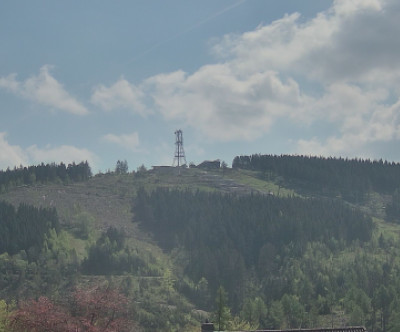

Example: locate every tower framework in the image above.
[173,129,187,167]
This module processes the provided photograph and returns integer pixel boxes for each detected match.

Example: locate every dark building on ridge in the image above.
[197,160,221,170]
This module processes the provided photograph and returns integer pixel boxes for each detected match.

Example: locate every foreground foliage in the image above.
[9,286,135,331]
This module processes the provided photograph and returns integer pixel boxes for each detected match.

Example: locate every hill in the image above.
[1,157,400,331]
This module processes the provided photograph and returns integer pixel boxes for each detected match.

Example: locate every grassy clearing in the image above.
[373,217,400,242]
[223,168,298,197]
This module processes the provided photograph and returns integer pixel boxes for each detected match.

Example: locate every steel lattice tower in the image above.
[173,129,187,167]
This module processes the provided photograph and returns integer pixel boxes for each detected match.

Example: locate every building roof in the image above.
[201,324,367,332]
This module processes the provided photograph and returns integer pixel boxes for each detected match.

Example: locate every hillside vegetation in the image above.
[1,156,400,331]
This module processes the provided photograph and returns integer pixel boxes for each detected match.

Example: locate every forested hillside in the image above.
[233,154,400,204]
[1,158,400,331]
[134,187,380,329]
[134,189,373,311]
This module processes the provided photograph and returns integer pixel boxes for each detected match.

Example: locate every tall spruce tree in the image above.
[213,286,232,331]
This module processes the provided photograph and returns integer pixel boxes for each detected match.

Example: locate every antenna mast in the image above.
[173,129,187,167]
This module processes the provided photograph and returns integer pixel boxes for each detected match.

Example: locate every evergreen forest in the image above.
[233,154,400,204]
[0,161,92,192]
[1,157,400,331]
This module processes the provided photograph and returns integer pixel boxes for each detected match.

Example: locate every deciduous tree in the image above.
[8,287,135,332]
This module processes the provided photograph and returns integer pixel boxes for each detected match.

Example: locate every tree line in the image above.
[0,161,92,191]
[233,154,400,202]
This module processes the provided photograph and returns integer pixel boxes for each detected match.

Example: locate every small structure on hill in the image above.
[197,160,221,170]
[152,165,174,173]
[172,129,187,167]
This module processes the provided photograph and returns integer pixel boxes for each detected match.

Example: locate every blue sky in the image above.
[1,0,400,173]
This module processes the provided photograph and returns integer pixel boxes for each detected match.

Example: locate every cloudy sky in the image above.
[1,0,400,173]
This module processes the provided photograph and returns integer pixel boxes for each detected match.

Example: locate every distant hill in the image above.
[1,157,400,331]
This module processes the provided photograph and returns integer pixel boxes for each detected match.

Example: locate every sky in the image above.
[1,0,400,173]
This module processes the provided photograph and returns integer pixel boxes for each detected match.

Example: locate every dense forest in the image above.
[0,161,92,192]
[133,183,400,331]
[82,226,153,276]
[233,154,400,203]
[0,200,79,302]
[0,201,59,255]
[134,188,380,328]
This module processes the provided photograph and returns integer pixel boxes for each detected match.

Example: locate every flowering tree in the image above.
[8,287,134,332]
[73,286,131,331]
[9,297,72,332]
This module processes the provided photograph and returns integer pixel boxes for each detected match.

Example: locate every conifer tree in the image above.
[213,286,232,331]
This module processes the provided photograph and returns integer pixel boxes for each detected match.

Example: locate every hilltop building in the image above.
[197,160,221,170]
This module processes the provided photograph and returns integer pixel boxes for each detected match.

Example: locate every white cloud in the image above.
[94,0,400,159]
[26,144,98,168]
[0,133,28,169]
[333,0,382,14]
[144,66,310,141]
[0,132,97,171]
[91,78,148,115]
[0,65,88,115]
[297,95,400,157]
[307,0,400,84]
[102,132,140,151]
[0,73,20,92]
[212,0,400,85]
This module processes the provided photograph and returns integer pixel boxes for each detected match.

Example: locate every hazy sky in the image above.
[1,0,400,173]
